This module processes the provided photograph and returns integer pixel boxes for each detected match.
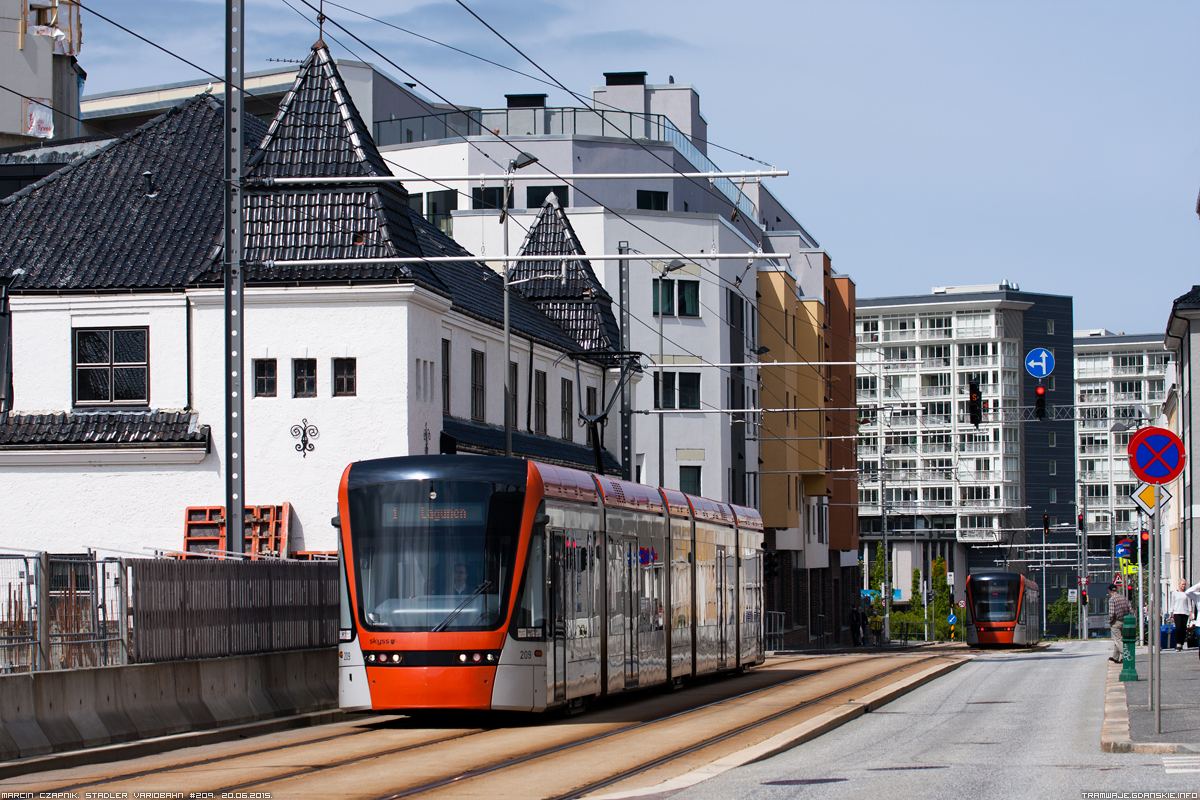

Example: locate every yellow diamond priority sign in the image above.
[1131,482,1171,516]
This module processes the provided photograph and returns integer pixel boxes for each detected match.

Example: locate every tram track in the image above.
[214,654,940,800]
[6,653,923,799]
[198,654,849,797]
[546,655,946,800]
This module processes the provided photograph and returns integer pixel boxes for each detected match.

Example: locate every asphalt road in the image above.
[668,641,1197,800]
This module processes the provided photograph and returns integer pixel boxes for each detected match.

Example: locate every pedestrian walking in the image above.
[1167,580,1200,651]
[1107,584,1133,664]
[849,605,864,647]
[870,608,883,647]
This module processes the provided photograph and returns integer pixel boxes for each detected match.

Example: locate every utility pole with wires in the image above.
[223,0,245,554]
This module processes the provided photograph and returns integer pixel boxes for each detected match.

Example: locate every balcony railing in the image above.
[958,528,1001,543]
[1114,392,1144,402]
[958,355,998,367]
[856,333,880,344]
[956,326,994,340]
[923,415,953,426]
[376,107,759,222]
[881,329,917,342]
[1078,393,1108,404]
[919,328,953,340]
[1113,365,1144,376]
[921,358,951,369]
[856,390,878,401]
[1079,445,1110,455]
[921,443,953,454]
[920,386,952,397]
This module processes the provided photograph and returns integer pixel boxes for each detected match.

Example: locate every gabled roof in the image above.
[0,95,268,291]
[512,193,621,353]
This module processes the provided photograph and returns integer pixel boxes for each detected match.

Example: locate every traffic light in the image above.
[968,382,982,427]
[1035,384,1046,420]
[1081,589,1088,606]
[1078,513,1086,532]
[764,551,779,582]
[1043,513,1049,536]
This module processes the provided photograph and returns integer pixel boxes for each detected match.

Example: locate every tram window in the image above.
[970,577,1021,622]
[347,479,524,632]
[512,528,545,634]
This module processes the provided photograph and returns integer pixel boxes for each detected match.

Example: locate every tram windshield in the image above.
[970,577,1022,622]
[347,479,524,632]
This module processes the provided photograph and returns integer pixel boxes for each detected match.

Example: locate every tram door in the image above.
[715,545,727,664]
[550,531,568,703]
[624,537,639,687]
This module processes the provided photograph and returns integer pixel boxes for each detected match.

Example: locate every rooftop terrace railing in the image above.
[375,107,760,223]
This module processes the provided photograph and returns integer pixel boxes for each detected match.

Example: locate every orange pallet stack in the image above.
[182,504,293,560]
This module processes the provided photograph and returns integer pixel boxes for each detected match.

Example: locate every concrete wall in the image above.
[0,648,335,762]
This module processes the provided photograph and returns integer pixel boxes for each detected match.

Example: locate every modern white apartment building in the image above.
[1072,330,1171,599]
[855,285,1076,607]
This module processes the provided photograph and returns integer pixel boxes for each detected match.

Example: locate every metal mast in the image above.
[224,0,245,554]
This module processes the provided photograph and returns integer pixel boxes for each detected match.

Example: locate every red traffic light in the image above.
[1141,530,1150,542]
[1036,385,1046,396]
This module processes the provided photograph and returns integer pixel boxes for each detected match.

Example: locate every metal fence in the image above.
[130,559,337,662]
[0,553,125,673]
[765,611,785,652]
[0,554,337,671]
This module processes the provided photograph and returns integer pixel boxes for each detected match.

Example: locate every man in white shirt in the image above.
[1168,580,1200,651]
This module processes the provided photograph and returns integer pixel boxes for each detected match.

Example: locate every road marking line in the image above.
[1162,755,1200,773]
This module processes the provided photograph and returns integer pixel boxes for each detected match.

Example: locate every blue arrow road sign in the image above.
[1025,348,1055,378]
[1116,543,1131,559]
[948,613,958,625]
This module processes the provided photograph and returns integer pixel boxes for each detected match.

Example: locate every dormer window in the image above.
[74,327,149,406]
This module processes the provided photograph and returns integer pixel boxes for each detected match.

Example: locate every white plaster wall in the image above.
[9,294,188,411]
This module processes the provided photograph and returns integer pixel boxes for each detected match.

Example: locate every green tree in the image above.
[1048,591,1076,638]
[930,556,953,640]
[869,543,888,601]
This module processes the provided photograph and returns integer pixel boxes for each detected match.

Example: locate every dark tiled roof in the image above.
[442,416,619,474]
[0,411,210,448]
[407,209,584,353]
[0,46,590,359]
[1172,285,1200,309]
[513,195,621,353]
[229,45,438,289]
[251,44,391,179]
[0,96,267,291]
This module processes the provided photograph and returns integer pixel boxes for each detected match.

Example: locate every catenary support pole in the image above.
[502,162,513,457]
[619,242,631,481]
[224,0,245,554]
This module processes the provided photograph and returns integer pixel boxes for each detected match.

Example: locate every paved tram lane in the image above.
[663,642,1192,800]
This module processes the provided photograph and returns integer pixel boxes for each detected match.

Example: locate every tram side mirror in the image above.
[331,515,341,529]
[533,514,550,527]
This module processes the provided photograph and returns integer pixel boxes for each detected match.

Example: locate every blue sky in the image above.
[81,0,1200,334]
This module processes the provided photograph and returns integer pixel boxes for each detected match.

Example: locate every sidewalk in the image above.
[1125,647,1200,745]
[1103,644,1200,753]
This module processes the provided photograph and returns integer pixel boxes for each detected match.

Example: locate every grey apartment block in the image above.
[855,284,1075,612]
[1165,287,1200,586]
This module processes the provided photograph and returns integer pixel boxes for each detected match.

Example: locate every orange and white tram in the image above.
[336,455,765,713]
[964,572,1041,647]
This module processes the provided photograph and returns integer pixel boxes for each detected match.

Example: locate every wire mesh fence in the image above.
[0,552,337,671]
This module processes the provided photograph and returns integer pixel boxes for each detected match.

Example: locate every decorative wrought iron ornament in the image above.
[291,418,319,457]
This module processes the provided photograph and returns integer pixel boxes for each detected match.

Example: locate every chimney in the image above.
[506,94,547,109]
[604,72,647,86]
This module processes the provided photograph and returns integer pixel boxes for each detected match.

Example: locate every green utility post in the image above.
[1120,614,1138,682]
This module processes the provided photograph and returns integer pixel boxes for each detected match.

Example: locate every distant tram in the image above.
[336,456,765,713]
[964,572,1041,647]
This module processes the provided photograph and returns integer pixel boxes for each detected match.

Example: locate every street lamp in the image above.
[880,443,895,643]
[657,259,685,488]
[502,151,539,457]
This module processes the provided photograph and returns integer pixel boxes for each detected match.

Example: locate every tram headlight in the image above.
[472,653,481,662]
[486,653,494,662]
[459,653,467,662]
[367,654,376,662]
[393,654,402,663]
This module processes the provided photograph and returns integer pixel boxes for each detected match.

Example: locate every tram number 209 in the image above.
[520,650,533,660]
